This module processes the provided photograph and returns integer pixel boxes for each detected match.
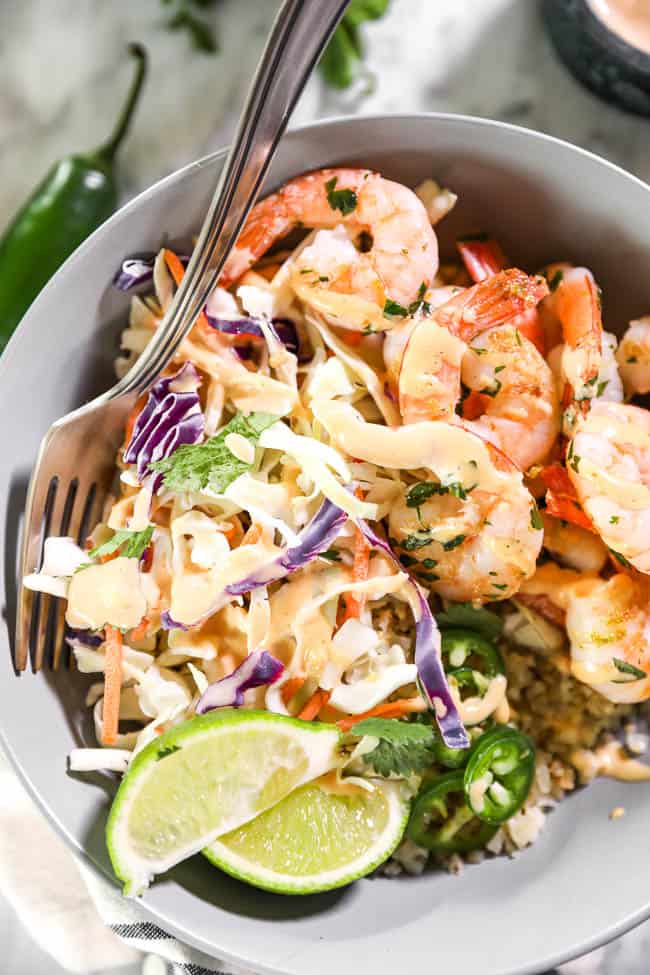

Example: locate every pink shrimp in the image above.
[219,168,438,311]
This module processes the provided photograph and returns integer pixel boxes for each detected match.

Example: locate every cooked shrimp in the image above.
[565,573,650,703]
[396,271,557,467]
[547,331,623,408]
[456,235,545,353]
[397,270,549,426]
[616,316,650,396]
[387,432,543,603]
[541,512,608,574]
[220,168,438,329]
[460,325,560,470]
[567,399,650,573]
[383,286,463,397]
[540,264,603,397]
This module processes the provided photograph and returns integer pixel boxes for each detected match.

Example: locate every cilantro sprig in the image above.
[88,526,154,562]
[150,411,277,494]
[351,717,436,777]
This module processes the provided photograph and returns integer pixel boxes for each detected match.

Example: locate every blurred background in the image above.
[1,0,650,973]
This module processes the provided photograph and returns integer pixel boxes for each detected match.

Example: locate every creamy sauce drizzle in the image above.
[590,0,650,54]
[572,740,650,782]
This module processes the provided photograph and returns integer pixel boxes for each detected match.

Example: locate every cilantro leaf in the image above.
[89,526,153,562]
[530,504,543,530]
[351,717,436,777]
[613,657,647,680]
[406,479,473,509]
[609,548,632,568]
[150,411,277,493]
[318,0,390,90]
[383,298,409,317]
[325,176,357,216]
[401,530,435,551]
[436,602,503,639]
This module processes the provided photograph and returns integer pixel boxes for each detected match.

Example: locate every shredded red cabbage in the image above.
[224,499,347,596]
[113,254,189,292]
[195,650,284,713]
[204,313,300,358]
[160,500,347,630]
[64,627,104,648]
[124,362,204,489]
[357,522,469,750]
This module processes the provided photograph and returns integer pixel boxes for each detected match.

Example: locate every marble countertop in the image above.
[1,1,650,973]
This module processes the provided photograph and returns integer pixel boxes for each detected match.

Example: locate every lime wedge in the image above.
[204,776,409,894]
[106,709,342,895]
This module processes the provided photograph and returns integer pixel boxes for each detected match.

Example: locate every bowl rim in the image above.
[3,110,650,975]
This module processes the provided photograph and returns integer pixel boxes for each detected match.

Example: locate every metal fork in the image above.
[16,0,350,672]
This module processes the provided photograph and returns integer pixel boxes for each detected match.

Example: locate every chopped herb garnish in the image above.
[383,298,409,317]
[398,553,418,567]
[494,364,506,374]
[350,717,437,777]
[441,534,466,551]
[89,526,154,562]
[406,479,474,512]
[320,549,342,562]
[156,744,181,761]
[422,558,438,569]
[530,505,543,530]
[480,377,502,398]
[514,329,523,346]
[627,355,638,364]
[325,176,357,216]
[402,530,435,551]
[492,583,508,591]
[318,275,329,282]
[610,515,620,525]
[609,548,632,568]
[613,657,647,681]
[150,411,277,493]
[362,324,375,335]
[596,380,609,397]
[548,269,563,292]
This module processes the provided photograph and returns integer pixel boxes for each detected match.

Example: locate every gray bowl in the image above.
[2,114,650,975]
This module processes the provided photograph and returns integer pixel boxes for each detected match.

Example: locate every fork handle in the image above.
[116,0,350,396]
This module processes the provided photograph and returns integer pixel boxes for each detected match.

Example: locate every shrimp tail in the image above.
[440,269,549,343]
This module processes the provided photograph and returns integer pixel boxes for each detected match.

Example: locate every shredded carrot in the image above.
[163,249,210,330]
[337,490,370,625]
[241,522,263,546]
[130,616,150,641]
[281,676,306,707]
[336,698,424,732]
[341,330,364,347]
[298,688,332,721]
[101,626,123,746]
